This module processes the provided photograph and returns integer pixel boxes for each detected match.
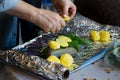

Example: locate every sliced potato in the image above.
[89,30,100,42]
[47,55,60,63]
[56,39,69,47]
[99,30,110,42]
[57,35,72,42]
[60,53,74,67]
[48,41,60,50]
[62,16,71,22]
[66,64,78,71]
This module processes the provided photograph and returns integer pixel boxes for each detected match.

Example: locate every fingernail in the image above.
[63,14,67,18]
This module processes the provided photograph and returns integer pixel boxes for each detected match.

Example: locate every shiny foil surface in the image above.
[13,13,120,79]
[0,50,69,80]
[0,13,120,80]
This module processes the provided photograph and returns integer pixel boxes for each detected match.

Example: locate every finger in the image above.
[50,26,56,33]
[56,24,61,32]
[43,25,51,33]
[69,7,76,19]
[61,6,69,18]
[50,19,60,33]
[57,14,66,28]
[55,18,65,32]
[44,29,50,33]
[60,17,66,28]
[56,20,62,32]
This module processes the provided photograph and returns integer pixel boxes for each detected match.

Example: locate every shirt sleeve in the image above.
[0,0,19,12]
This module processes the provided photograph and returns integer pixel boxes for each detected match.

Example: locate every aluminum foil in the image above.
[63,13,120,40]
[3,13,120,79]
[0,50,69,80]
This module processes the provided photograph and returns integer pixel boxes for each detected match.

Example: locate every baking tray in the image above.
[1,13,120,80]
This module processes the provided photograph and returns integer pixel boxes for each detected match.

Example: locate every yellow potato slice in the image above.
[60,53,74,67]
[89,30,100,42]
[62,16,71,22]
[47,55,60,63]
[56,39,68,47]
[66,64,78,71]
[57,35,72,42]
[48,41,60,50]
[99,30,110,42]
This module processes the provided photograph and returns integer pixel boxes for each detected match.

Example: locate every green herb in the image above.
[66,32,92,51]
[69,40,81,51]
[39,46,49,59]
[77,38,92,46]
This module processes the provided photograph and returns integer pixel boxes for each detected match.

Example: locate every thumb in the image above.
[61,7,68,18]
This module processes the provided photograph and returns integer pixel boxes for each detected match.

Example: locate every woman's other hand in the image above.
[52,0,77,19]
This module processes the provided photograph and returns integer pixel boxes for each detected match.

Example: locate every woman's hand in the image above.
[52,0,77,19]
[32,9,66,33]
[6,0,66,33]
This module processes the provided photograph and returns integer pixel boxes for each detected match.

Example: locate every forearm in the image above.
[6,0,39,23]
